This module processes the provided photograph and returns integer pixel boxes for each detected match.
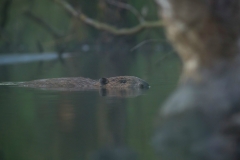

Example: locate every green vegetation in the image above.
[0,0,163,53]
[0,0,181,160]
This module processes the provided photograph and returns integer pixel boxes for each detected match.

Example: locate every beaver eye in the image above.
[119,79,126,83]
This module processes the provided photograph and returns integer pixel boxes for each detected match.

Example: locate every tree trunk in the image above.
[153,1,240,160]
[156,0,240,82]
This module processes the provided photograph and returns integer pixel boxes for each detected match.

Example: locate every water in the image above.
[0,51,181,160]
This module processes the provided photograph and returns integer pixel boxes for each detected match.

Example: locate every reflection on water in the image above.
[90,146,138,160]
[0,87,149,160]
[98,88,149,98]
[0,52,180,160]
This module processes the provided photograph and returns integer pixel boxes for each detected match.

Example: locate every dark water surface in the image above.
[0,51,181,160]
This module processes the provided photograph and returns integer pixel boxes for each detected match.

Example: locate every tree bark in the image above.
[156,0,240,82]
[154,1,240,160]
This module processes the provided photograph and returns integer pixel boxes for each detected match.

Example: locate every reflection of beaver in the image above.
[16,76,150,90]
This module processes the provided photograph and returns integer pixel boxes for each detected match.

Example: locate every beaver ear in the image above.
[99,78,109,85]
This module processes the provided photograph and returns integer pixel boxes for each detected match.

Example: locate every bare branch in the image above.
[130,39,166,51]
[54,0,162,36]
[106,0,145,23]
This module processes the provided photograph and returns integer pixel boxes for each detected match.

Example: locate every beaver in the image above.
[1,76,150,96]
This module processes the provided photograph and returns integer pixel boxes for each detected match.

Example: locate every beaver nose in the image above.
[139,82,150,89]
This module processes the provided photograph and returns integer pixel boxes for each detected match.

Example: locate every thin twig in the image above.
[106,0,145,23]
[55,0,163,36]
[130,39,167,51]
[156,50,175,66]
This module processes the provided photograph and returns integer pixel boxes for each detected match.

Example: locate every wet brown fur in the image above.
[18,76,149,90]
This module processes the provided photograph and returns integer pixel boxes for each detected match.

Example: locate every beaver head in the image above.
[99,76,150,89]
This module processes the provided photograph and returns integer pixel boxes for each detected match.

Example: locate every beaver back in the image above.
[19,77,99,90]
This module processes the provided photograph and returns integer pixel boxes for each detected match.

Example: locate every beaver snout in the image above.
[139,82,150,89]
